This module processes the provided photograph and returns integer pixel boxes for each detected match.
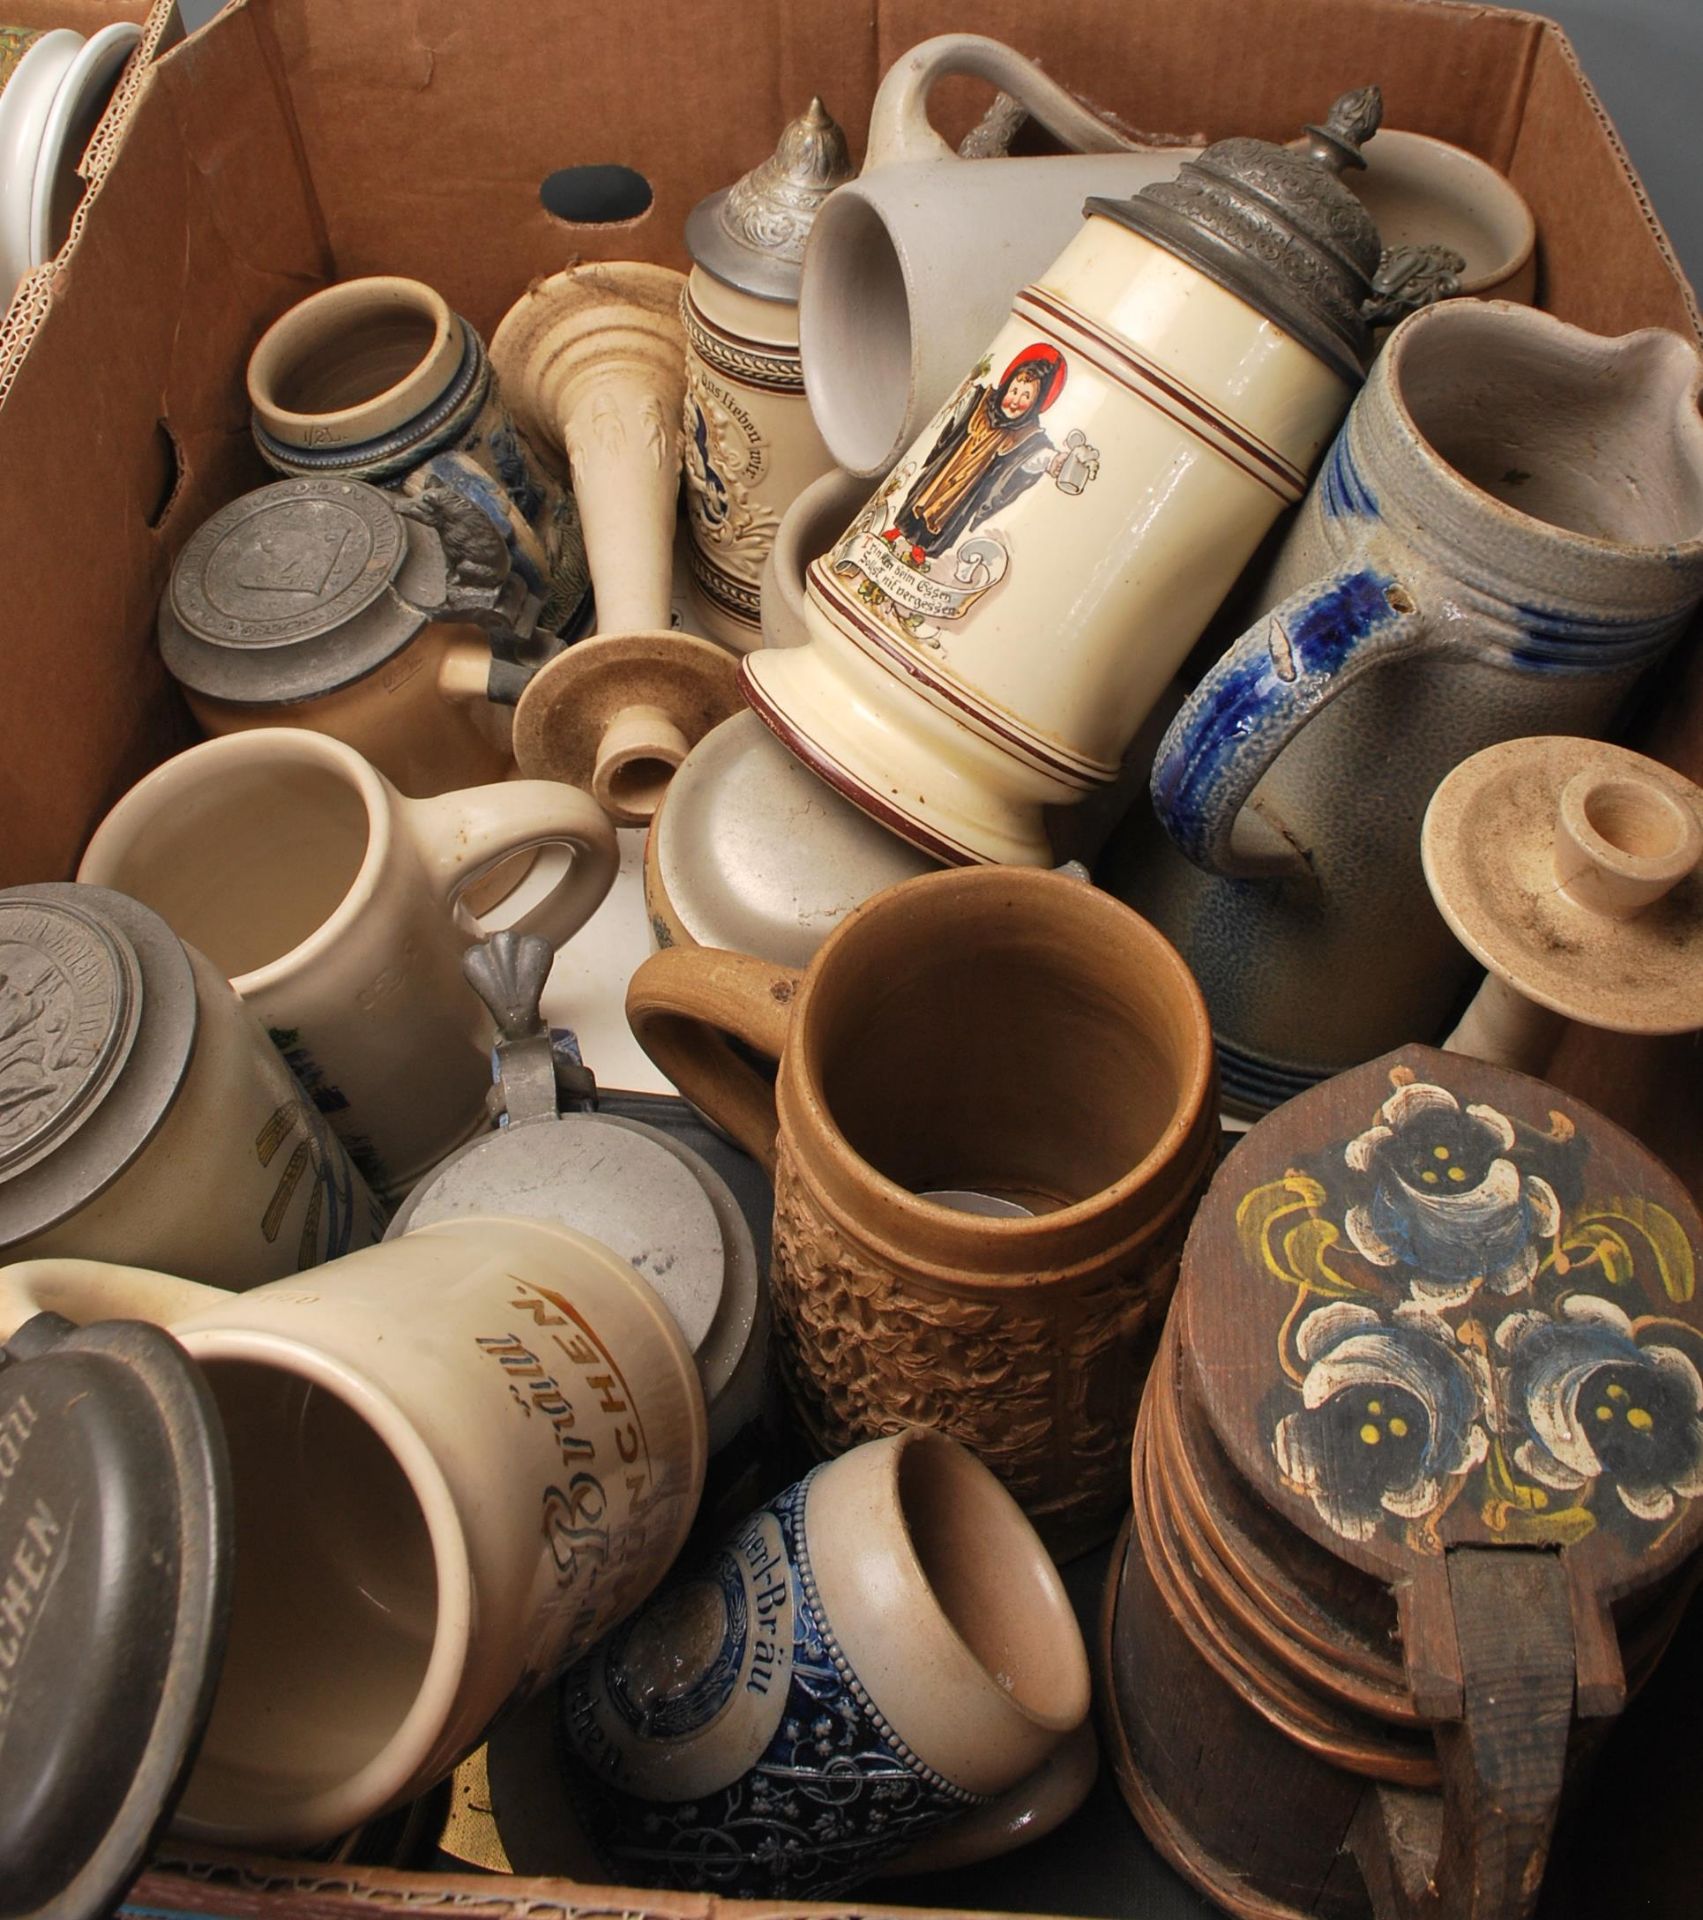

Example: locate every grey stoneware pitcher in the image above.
[1108,298,1703,1112]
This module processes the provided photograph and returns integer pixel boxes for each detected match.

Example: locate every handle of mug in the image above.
[1150,544,1440,879]
[625,947,800,1176]
[0,1258,230,1342]
[1353,1550,1578,1920]
[876,1721,1100,1878]
[864,32,1135,170]
[408,780,619,950]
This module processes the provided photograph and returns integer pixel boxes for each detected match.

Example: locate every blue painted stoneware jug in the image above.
[1116,298,1703,1112]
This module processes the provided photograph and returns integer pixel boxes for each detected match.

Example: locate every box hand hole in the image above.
[539,165,653,225]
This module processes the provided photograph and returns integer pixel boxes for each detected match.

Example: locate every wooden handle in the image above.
[625,947,801,1175]
[1355,1549,1579,1920]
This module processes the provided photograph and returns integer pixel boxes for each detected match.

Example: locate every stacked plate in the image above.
[0,21,141,302]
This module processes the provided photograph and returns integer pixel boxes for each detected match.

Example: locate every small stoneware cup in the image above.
[0,1214,708,1850]
[77,729,619,1196]
[1347,128,1536,306]
[0,882,382,1285]
[798,32,1195,479]
[248,277,590,634]
[627,865,1218,1555]
[549,1428,1094,1897]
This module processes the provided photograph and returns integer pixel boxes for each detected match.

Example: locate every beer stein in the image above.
[681,98,853,648]
[752,89,1438,867]
[0,882,380,1285]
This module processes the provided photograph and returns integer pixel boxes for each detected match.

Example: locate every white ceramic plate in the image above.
[0,28,82,300]
[26,21,141,271]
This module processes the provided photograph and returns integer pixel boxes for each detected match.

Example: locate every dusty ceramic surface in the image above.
[682,99,852,647]
[551,1429,1092,1896]
[1423,736,1703,1069]
[248,277,590,634]
[493,262,735,824]
[24,20,139,268]
[0,882,382,1285]
[0,1215,707,1849]
[1347,128,1536,306]
[513,630,743,827]
[1128,301,1703,1113]
[643,711,937,966]
[754,205,1354,865]
[627,864,1218,1555]
[797,31,1194,479]
[0,26,77,299]
[76,729,619,1197]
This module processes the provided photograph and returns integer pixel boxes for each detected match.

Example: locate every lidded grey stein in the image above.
[681,98,853,649]
[0,883,381,1284]
[387,933,767,1451]
[159,474,561,797]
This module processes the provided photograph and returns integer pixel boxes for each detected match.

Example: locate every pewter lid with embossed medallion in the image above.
[685,98,854,304]
[1085,86,1443,385]
[0,883,198,1248]
[159,474,545,707]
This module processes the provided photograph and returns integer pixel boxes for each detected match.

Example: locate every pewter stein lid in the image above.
[0,884,198,1248]
[1086,86,1400,383]
[685,97,854,303]
[385,933,766,1450]
[158,474,539,706]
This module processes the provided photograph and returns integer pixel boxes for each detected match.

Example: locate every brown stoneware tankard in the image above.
[627,865,1217,1555]
[1102,1044,1703,1920]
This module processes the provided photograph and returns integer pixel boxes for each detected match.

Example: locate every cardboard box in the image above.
[3,0,1702,1910]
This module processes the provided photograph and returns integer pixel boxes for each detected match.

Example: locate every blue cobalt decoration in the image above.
[558,1470,986,1898]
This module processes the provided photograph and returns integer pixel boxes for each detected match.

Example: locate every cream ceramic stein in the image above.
[0,882,381,1285]
[0,1214,708,1849]
[681,99,853,649]
[522,1429,1094,1897]
[753,90,1419,867]
[797,33,1197,480]
[77,729,619,1196]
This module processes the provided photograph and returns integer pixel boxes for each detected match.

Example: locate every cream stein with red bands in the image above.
[797,32,1198,482]
[1139,300,1703,1110]
[77,729,619,1197]
[755,91,1424,868]
[0,882,381,1286]
[545,1429,1094,1897]
[0,1215,707,1849]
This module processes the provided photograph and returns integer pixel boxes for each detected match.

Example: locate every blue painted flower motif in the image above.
[1343,1081,1561,1308]
[1275,1301,1490,1542]
[1496,1295,1703,1522]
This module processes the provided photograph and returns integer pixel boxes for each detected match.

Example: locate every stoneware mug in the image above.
[798,32,1195,479]
[77,729,619,1196]
[1132,300,1703,1112]
[627,865,1218,1556]
[0,1215,708,1850]
[542,1428,1094,1897]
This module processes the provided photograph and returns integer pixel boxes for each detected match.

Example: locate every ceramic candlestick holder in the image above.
[1422,736,1703,1072]
[492,262,744,823]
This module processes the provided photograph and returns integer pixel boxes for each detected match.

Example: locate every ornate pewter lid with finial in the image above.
[159,474,553,709]
[1085,86,1454,384]
[686,98,855,303]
